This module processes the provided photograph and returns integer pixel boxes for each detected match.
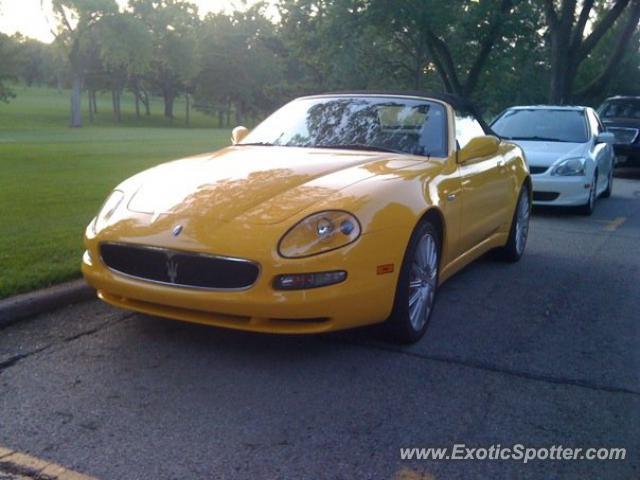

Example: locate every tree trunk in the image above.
[70,76,83,128]
[88,90,93,123]
[163,92,175,119]
[218,110,224,128]
[144,91,150,116]
[574,0,640,101]
[116,89,122,123]
[135,91,140,119]
[92,90,98,114]
[185,92,190,126]
[112,89,119,122]
[235,103,242,126]
[414,63,421,90]
[548,30,573,104]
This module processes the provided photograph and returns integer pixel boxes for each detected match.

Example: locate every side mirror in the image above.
[457,135,500,164]
[231,126,249,145]
[596,132,615,144]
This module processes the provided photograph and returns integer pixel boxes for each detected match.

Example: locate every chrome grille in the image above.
[100,243,260,290]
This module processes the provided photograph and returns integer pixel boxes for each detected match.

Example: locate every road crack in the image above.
[344,340,640,396]
[0,313,134,375]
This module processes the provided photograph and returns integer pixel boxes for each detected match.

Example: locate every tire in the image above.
[495,183,530,263]
[601,163,613,199]
[385,220,440,344]
[578,170,597,215]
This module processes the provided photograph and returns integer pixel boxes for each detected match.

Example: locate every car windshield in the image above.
[239,96,448,157]
[491,108,589,143]
[598,99,640,120]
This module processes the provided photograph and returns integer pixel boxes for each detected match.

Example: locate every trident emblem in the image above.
[166,256,179,283]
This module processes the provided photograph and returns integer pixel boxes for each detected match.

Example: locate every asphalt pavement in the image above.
[1,171,639,479]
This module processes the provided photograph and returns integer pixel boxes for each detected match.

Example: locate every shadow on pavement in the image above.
[614,167,640,180]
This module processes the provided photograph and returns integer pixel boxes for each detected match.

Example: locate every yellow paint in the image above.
[0,446,98,480]
[2,452,50,472]
[604,216,626,231]
[395,467,436,480]
[82,98,529,334]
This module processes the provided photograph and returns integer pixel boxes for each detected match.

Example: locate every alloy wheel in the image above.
[589,176,597,210]
[408,233,438,331]
[515,192,530,255]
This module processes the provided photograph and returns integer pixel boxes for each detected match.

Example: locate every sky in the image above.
[0,0,264,43]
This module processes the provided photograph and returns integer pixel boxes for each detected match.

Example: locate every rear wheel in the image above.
[385,220,440,344]
[495,184,530,262]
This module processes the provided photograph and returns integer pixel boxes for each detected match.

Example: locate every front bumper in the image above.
[613,144,640,166]
[82,228,405,334]
[531,175,591,207]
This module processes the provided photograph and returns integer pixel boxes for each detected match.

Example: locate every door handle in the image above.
[497,159,505,168]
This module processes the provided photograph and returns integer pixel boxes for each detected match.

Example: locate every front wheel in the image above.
[385,220,440,344]
[601,163,613,198]
[578,170,597,215]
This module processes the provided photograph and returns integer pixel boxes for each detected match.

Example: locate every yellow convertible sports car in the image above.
[82,93,530,343]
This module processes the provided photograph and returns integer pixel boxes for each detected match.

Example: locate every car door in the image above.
[587,109,613,192]
[455,113,512,255]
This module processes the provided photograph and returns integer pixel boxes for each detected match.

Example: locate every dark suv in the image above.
[598,96,640,167]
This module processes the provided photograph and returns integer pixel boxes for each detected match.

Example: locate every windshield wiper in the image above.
[236,142,277,147]
[503,135,566,142]
[314,143,404,154]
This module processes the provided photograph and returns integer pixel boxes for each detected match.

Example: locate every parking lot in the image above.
[1,171,639,479]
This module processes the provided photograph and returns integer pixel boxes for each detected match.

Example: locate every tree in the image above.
[542,0,640,103]
[277,0,541,112]
[13,36,54,87]
[277,0,406,93]
[99,12,153,121]
[130,0,200,120]
[368,0,530,102]
[195,4,285,126]
[48,0,119,127]
[0,33,21,102]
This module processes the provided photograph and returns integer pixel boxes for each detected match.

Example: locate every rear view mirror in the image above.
[231,126,249,145]
[596,132,615,144]
[458,135,500,164]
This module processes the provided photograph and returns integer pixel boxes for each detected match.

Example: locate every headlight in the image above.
[278,211,361,258]
[93,190,124,232]
[551,157,586,176]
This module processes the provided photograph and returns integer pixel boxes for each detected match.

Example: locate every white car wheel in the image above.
[579,170,597,215]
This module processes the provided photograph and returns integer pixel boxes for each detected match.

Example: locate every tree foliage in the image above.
[195,3,285,125]
[0,33,21,102]
[49,0,119,126]
[542,0,640,103]
[5,0,639,124]
[130,0,200,119]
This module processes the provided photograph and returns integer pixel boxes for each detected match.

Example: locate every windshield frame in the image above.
[598,98,640,120]
[239,94,450,158]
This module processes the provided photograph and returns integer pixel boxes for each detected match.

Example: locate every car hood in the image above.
[122,145,421,225]
[511,140,588,167]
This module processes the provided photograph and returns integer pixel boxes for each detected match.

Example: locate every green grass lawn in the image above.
[0,86,231,299]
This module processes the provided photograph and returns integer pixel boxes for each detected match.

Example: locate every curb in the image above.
[0,279,95,328]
